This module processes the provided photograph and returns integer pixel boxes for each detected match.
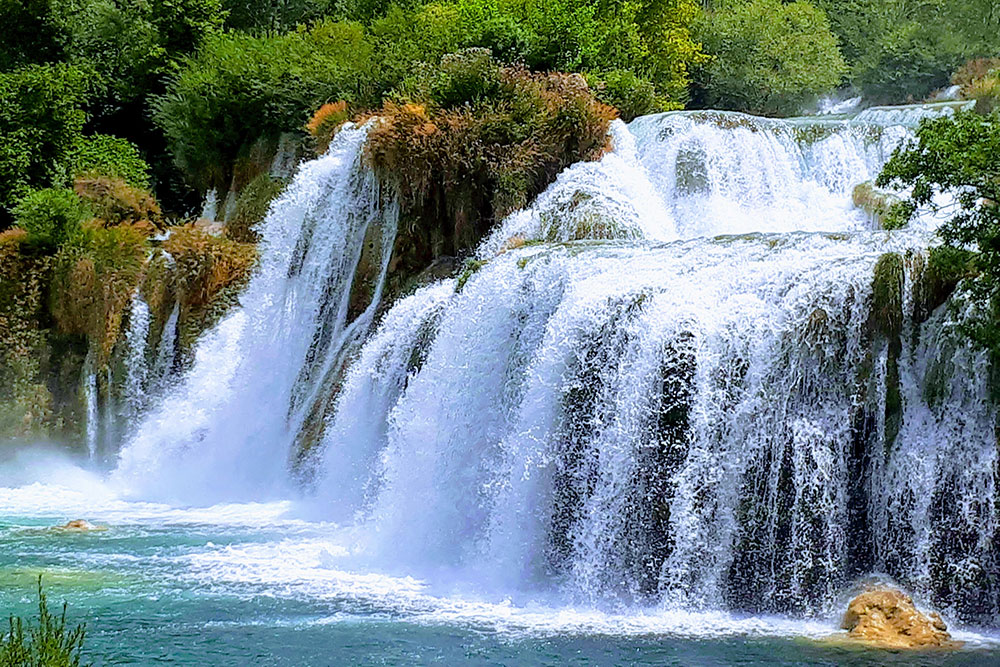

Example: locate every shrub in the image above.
[695,0,847,116]
[50,223,149,363]
[13,189,94,250]
[367,50,615,291]
[163,226,257,309]
[73,176,163,230]
[65,135,151,189]
[0,577,89,667]
[953,58,1000,97]
[968,76,1000,114]
[154,21,376,189]
[0,63,92,222]
[306,101,350,153]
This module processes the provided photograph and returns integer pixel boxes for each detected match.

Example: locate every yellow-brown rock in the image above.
[842,587,952,648]
[58,520,107,532]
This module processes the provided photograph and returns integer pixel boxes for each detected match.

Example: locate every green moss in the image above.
[226,173,286,243]
[871,252,904,339]
[50,224,150,365]
[913,246,977,323]
[852,182,912,230]
[456,258,487,291]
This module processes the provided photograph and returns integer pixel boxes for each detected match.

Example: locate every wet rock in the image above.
[58,520,107,532]
[841,587,953,648]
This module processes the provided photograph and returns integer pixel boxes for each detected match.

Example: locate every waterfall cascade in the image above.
[108,104,999,625]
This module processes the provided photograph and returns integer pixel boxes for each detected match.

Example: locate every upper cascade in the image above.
[484,101,961,251]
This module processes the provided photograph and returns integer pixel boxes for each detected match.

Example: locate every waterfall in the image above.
[113,124,399,503]
[83,368,98,460]
[110,103,999,624]
[122,295,151,420]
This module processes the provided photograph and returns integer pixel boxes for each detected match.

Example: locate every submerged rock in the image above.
[841,587,952,648]
[58,520,107,532]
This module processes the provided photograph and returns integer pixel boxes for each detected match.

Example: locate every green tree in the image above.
[154,21,376,188]
[0,63,93,223]
[695,0,847,116]
[877,111,1000,345]
[0,0,67,70]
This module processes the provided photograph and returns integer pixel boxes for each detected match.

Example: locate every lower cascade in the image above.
[95,103,999,628]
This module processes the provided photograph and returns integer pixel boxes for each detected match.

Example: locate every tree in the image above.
[877,111,1000,346]
[0,64,93,223]
[695,0,847,116]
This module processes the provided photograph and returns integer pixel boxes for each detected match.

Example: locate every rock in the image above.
[58,520,107,532]
[841,587,953,648]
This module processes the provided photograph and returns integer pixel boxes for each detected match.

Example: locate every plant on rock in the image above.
[366,49,616,291]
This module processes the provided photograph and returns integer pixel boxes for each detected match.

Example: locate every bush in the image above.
[953,58,1000,97]
[367,50,615,291]
[306,101,350,153]
[73,176,163,230]
[154,21,376,189]
[50,222,150,362]
[695,0,847,116]
[163,226,257,310]
[13,189,94,250]
[0,577,89,667]
[65,135,151,189]
[0,63,92,222]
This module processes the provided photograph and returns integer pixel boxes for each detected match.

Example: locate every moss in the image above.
[162,225,257,354]
[163,226,257,311]
[913,246,977,323]
[871,253,905,339]
[455,258,487,291]
[225,173,286,243]
[49,224,149,366]
[852,182,911,230]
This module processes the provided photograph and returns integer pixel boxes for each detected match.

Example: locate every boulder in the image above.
[842,587,952,648]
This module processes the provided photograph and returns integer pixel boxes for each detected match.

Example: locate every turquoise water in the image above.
[2,453,1000,666]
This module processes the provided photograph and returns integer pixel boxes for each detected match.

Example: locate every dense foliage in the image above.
[366,49,616,293]
[695,0,846,116]
[816,0,1000,104]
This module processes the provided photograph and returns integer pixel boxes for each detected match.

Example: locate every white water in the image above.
[121,294,151,420]
[112,124,399,503]
[8,103,1000,633]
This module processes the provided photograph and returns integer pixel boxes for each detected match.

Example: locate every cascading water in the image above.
[112,124,399,503]
[106,103,999,628]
